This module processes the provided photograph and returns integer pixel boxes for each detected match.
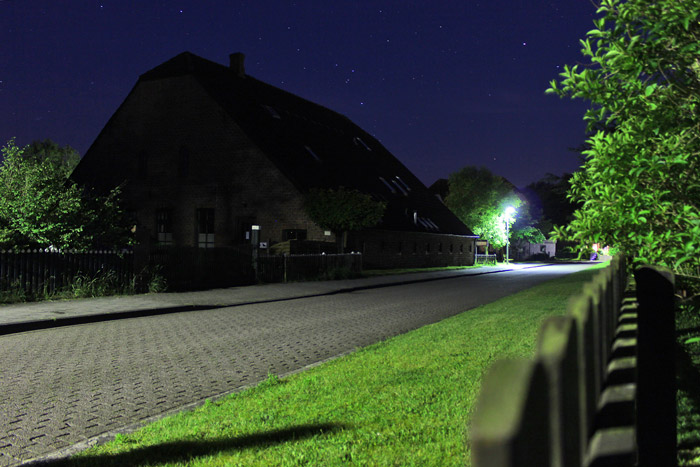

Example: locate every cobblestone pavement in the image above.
[0,264,592,465]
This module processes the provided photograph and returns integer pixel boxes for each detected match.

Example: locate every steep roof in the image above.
[137,52,475,236]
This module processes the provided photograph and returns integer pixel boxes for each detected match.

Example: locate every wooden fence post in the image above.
[536,316,581,467]
[634,265,676,467]
[471,359,551,466]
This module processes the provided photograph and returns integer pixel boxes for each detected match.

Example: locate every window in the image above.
[156,209,173,246]
[426,219,439,230]
[283,229,307,241]
[379,177,396,194]
[449,243,454,253]
[304,145,321,162]
[392,180,408,196]
[197,208,215,248]
[413,242,418,254]
[353,136,372,151]
[438,242,443,253]
[262,104,281,119]
[425,243,431,254]
[460,244,464,253]
[395,176,411,192]
[398,241,403,254]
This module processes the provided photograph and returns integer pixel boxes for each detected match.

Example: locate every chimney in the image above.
[229,52,245,77]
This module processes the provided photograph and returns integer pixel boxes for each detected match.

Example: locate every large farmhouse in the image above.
[71,51,477,269]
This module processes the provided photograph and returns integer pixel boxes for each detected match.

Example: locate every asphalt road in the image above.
[0,264,592,465]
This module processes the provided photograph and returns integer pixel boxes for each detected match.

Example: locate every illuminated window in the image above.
[156,209,173,246]
[197,208,215,248]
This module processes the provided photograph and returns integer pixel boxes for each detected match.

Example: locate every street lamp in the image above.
[504,206,516,264]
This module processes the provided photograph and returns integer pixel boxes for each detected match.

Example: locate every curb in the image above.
[0,264,550,336]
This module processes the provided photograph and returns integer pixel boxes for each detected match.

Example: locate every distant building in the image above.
[72,51,477,269]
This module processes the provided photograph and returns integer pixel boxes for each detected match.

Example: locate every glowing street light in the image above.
[504,206,516,264]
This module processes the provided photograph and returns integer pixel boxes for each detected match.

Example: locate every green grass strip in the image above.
[67,264,604,466]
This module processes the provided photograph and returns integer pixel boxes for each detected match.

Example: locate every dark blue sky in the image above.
[1,1,595,188]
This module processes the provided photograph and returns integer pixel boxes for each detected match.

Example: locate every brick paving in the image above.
[0,264,591,465]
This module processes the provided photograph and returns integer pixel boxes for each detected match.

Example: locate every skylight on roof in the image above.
[353,136,372,151]
[391,179,408,196]
[395,176,411,192]
[262,104,281,119]
[304,145,321,162]
[426,219,440,230]
[379,177,396,194]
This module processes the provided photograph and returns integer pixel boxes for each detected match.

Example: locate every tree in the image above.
[0,139,132,250]
[303,187,386,253]
[445,166,524,250]
[547,0,700,273]
[522,173,580,233]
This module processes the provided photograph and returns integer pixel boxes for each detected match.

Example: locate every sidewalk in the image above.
[0,264,540,335]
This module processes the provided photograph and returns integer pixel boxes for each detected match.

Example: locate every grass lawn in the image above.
[60,263,605,466]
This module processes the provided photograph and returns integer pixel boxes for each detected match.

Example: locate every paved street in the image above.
[0,264,593,465]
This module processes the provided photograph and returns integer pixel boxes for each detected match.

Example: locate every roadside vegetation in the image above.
[0,267,167,305]
[676,275,700,465]
[56,264,605,466]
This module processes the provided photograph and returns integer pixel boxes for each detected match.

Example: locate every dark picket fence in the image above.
[0,249,134,296]
[470,255,677,466]
[256,253,362,283]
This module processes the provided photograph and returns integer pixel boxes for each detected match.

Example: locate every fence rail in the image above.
[0,249,134,296]
[256,253,362,283]
[470,256,677,466]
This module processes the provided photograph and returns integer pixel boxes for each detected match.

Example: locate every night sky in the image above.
[1,1,596,189]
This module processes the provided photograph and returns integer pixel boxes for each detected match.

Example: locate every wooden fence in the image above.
[0,249,134,296]
[256,253,362,283]
[470,256,677,466]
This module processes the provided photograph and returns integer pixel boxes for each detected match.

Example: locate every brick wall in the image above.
[348,230,476,269]
[74,74,475,271]
[77,75,332,251]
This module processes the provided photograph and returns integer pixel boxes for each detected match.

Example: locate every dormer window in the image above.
[262,104,281,119]
[379,177,396,194]
[353,136,372,151]
[304,145,321,162]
